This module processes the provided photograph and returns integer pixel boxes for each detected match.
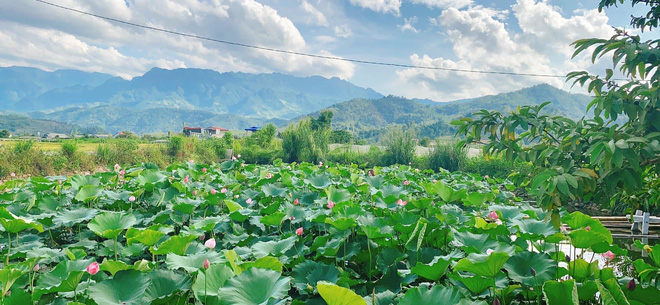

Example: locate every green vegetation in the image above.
[454,0,659,218]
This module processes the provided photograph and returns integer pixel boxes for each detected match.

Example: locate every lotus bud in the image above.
[493,298,501,305]
[203,258,210,269]
[86,262,100,275]
[204,238,216,249]
[626,279,636,291]
[565,255,571,263]
[530,267,536,276]
[33,264,40,272]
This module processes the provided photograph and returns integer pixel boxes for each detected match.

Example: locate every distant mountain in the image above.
[3,66,383,119]
[304,84,594,141]
[0,66,114,110]
[31,106,286,134]
[0,113,103,136]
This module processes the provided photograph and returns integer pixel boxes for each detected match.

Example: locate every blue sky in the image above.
[0,0,652,101]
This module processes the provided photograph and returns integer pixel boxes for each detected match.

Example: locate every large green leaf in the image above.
[262,184,288,197]
[87,212,137,239]
[89,270,151,305]
[166,251,224,273]
[543,280,579,305]
[410,256,451,281]
[53,208,98,227]
[252,236,297,258]
[504,252,557,287]
[33,259,94,300]
[192,264,234,305]
[145,269,192,304]
[317,281,366,305]
[596,279,631,305]
[563,212,612,244]
[74,185,102,202]
[0,268,25,299]
[569,229,609,249]
[398,285,464,305]
[305,173,332,189]
[454,252,509,277]
[217,268,290,305]
[126,228,166,247]
[150,235,197,256]
[292,261,340,293]
[0,207,44,233]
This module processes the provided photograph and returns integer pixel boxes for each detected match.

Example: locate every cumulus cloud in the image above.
[334,25,354,38]
[300,0,329,27]
[349,0,402,16]
[398,16,419,33]
[0,0,354,79]
[410,0,472,9]
[396,0,615,101]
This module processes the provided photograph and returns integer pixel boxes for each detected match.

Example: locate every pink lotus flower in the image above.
[237,154,241,158]
[119,170,125,175]
[33,264,40,272]
[221,188,227,193]
[485,175,490,179]
[403,180,410,186]
[266,173,273,179]
[294,198,299,205]
[86,262,100,275]
[189,159,194,164]
[319,162,323,166]
[85,172,90,175]
[232,156,237,161]
[183,175,189,183]
[488,211,499,220]
[204,238,216,249]
[486,249,494,255]
[396,199,407,206]
[295,227,303,236]
[246,198,253,204]
[602,251,615,261]
[202,167,207,173]
[114,164,121,171]
[128,196,136,202]
[585,226,591,231]
[203,258,210,269]
[10,172,15,177]
[327,201,335,209]
[432,179,438,183]
[211,189,217,195]
[290,216,295,220]
[234,195,239,198]
[192,190,198,196]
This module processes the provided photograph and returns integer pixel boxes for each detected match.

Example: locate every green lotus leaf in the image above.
[463,192,494,207]
[241,256,284,273]
[100,259,130,276]
[624,284,660,305]
[126,228,166,247]
[568,259,598,283]
[543,280,579,305]
[563,212,612,244]
[454,252,509,277]
[53,208,98,227]
[137,169,167,186]
[89,270,151,305]
[74,185,102,202]
[165,251,224,273]
[398,285,464,305]
[596,279,631,305]
[0,268,25,299]
[569,229,609,249]
[144,269,192,304]
[261,212,286,226]
[410,256,451,281]
[33,259,93,300]
[192,263,234,305]
[252,236,297,258]
[262,184,287,197]
[511,218,557,239]
[0,207,44,233]
[327,188,351,203]
[449,273,495,294]
[150,235,197,256]
[292,261,340,293]
[87,212,137,239]
[71,175,100,190]
[190,216,225,231]
[504,251,557,287]
[452,230,499,253]
[317,281,366,305]
[578,280,599,301]
[217,268,290,305]
[304,173,333,189]
[363,291,397,305]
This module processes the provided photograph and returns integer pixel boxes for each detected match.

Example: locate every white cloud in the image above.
[349,0,402,16]
[334,25,354,38]
[300,0,329,27]
[0,0,355,80]
[398,16,419,33]
[396,0,615,101]
[410,0,472,9]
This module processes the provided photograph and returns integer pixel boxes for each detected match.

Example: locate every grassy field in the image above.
[0,140,158,152]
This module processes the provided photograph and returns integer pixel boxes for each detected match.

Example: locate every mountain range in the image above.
[0,66,595,137]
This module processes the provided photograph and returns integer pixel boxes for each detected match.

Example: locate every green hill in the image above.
[303,84,594,141]
[0,113,102,136]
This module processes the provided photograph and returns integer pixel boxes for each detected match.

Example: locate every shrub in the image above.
[381,126,416,166]
[462,156,533,179]
[61,140,78,159]
[281,119,326,163]
[428,141,467,172]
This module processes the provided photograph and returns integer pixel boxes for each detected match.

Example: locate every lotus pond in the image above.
[0,159,658,305]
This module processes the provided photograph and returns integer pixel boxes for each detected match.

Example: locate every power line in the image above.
[35,0,619,80]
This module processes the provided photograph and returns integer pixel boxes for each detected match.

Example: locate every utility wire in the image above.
[36,0,623,80]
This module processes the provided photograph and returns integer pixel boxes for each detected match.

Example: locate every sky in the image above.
[0,0,652,101]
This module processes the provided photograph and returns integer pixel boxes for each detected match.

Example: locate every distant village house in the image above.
[42,133,70,139]
[182,126,228,138]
